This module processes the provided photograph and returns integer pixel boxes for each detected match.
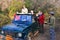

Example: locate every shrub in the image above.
[8,0,24,20]
[0,14,11,27]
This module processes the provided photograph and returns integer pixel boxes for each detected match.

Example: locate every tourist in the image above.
[38,11,45,34]
[21,5,28,14]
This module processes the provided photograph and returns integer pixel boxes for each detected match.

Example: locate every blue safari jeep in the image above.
[0,14,38,40]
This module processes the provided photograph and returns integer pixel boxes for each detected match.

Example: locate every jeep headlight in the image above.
[18,33,22,37]
[1,31,4,34]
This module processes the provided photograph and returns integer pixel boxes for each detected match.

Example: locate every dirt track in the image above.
[32,19,60,40]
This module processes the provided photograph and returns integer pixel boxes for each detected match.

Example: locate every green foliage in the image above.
[0,14,11,27]
[37,7,46,13]
[8,0,24,12]
[8,0,24,19]
[43,3,56,13]
[25,0,57,13]
[55,8,60,18]
[25,0,34,12]
[25,0,47,13]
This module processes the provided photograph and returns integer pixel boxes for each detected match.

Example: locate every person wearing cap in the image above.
[48,11,55,29]
[48,12,56,40]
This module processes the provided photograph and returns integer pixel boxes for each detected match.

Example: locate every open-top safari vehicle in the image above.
[0,13,39,40]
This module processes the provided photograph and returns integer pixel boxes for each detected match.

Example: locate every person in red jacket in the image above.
[38,11,45,34]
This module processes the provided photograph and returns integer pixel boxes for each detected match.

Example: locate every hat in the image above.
[49,11,55,15]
